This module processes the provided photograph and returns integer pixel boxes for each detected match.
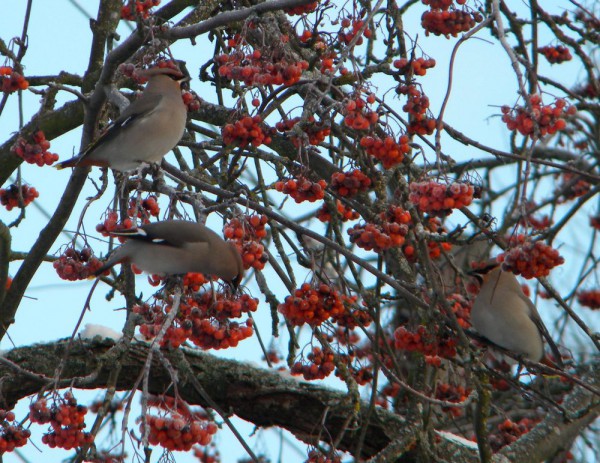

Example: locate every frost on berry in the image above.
[0,184,39,211]
[408,180,474,216]
[498,235,564,279]
[224,214,268,271]
[11,130,59,166]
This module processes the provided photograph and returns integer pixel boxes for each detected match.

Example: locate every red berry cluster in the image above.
[319,51,339,75]
[446,294,471,328]
[399,86,437,135]
[224,214,268,270]
[555,172,591,203]
[435,383,471,417]
[409,180,474,215]
[422,0,456,8]
[275,116,331,146]
[222,115,271,147]
[275,176,327,203]
[519,202,552,230]
[11,130,59,166]
[182,90,201,111]
[0,409,30,454]
[316,200,359,222]
[136,292,257,350]
[501,96,575,138]
[577,290,600,310]
[95,211,134,242]
[291,347,335,380]
[331,299,371,330]
[488,418,539,452]
[54,247,106,280]
[285,1,318,15]
[422,8,482,37]
[348,206,411,253]
[4,277,11,290]
[30,393,93,450]
[498,236,565,279]
[393,57,436,76]
[121,0,160,20]
[216,50,308,87]
[393,325,458,364]
[0,66,29,93]
[0,184,39,210]
[402,217,453,262]
[338,18,372,46]
[330,169,372,197]
[142,414,216,451]
[194,445,221,463]
[128,195,159,221]
[538,45,572,64]
[343,94,379,130]
[360,135,410,168]
[591,215,600,230]
[119,61,179,84]
[279,283,347,327]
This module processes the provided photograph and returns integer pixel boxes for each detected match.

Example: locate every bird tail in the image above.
[54,157,78,170]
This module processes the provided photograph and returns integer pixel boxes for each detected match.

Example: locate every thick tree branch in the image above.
[1,339,598,461]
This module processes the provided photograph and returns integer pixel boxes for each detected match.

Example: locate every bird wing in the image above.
[110,221,217,248]
[518,292,564,367]
[81,94,164,157]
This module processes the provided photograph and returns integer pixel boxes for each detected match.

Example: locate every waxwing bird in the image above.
[94,220,244,290]
[56,67,188,172]
[470,263,562,366]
